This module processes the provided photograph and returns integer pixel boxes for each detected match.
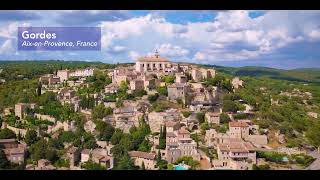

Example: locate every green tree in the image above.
[0,128,16,139]
[114,153,136,170]
[222,100,239,113]
[148,93,159,103]
[92,103,113,120]
[157,86,168,96]
[157,125,166,149]
[182,111,192,118]
[306,122,320,148]
[82,160,106,170]
[196,112,205,124]
[25,129,39,145]
[0,149,10,169]
[110,129,124,145]
[95,121,115,142]
[162,75,175,84]
[220,113,231,124]
[37,82,42,97]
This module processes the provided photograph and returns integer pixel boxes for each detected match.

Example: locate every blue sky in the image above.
[0,10,319,69]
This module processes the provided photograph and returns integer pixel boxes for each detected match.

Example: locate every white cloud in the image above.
[128,50,140,60]
[156,43,189,58]
[0,39,14,54]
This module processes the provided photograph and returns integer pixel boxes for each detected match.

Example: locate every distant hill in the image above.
[203,65,320,83]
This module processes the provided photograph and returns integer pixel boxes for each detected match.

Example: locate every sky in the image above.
[0,10,320,69]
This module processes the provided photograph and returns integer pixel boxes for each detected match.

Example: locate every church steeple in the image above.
[155,49,159,58]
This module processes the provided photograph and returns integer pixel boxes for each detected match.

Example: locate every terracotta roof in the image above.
[206,112,220,117]
[137,55,170,62]
[166,132,177,137]
[178,128,190,135]
[0,139,16,143]
[218,142,256,153]
[229,121,249,127]
[3,147,25,155]
[128,151,156,160]
[165,120,179,127]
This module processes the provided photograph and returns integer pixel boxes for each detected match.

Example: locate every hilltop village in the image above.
[0,52,319,170]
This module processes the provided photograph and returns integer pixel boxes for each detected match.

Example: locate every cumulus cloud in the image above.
[156,43,189,58]
[129,51,140,60]
[0,10,320,68]
[107,45,127,54]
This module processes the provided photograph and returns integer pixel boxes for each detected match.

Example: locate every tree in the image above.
[162,75,175,84]
[96,121,115,142]
[182,111,191,118]
[175,156,200,170]
[0,149,10,169]
[114,153,136,170]
[29,138,57,162]
[82,160,106,170]
[110,129,124,145]
[157,125,166,149]
[222,100,239,113]
[191,133,200,148]
[92,103,113,120]
[306,122,320,148]
[157,86,168,96]
[196,112,205,124]
[148,93,159,103]
[37,81,42,97]
[25,129,39,145]
[157,150,161,164]
[220,113,231,124]
[0,128,16,139]
[141,161,145,170]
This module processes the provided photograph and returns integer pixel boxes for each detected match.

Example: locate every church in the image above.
[135,50,173,73]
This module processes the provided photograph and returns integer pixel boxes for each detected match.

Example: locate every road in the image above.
[305,150,320,170]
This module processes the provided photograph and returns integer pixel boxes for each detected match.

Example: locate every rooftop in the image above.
[229,121,249,127]
[0,139,16,143]
[218,142,256,153]
[165,120,179,127]
[128,151,156,160]
[137,52,170,63]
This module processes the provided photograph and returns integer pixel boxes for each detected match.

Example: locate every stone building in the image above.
[167,83,190,103]
[130,79,145,91]
[213,141,256,169]
[175,73,187,84]
[128,151,157,170]
[39,74,60,85]
[232,77,244,89]
[0,139,26,164]
[228,121,250,139]
[191,69,203,82]
[135,51,172,73]
[165,127,200,164]
[15,103,37,120]
[57,69,71,82]
[147,110,181,133]
[112,67,139,85]
[205,112,220,125]
[105,83,120,94]
[66,146,81,167]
